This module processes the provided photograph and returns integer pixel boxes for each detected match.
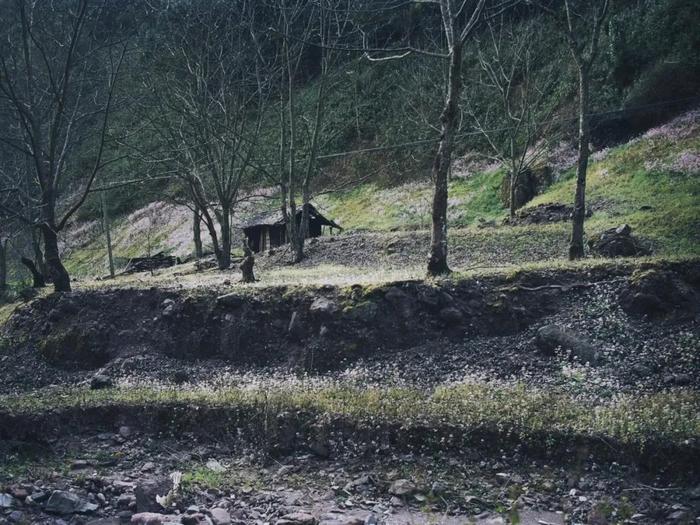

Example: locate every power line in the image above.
[2,95,697,196]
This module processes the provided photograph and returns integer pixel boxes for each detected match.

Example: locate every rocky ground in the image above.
[1,261,699,524]
[1,428,699,525]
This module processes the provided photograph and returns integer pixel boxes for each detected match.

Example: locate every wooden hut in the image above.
[242,203,341,253]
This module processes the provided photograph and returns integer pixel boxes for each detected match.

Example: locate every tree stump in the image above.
[239,242,256,283]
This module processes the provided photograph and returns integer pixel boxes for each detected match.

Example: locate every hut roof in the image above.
[242,203,341,231]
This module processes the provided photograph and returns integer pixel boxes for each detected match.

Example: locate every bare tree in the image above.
[467,17,556,217]
[263,0,352,263]
[363,0,489,275]
[0,0,126,291]
[423,0,487,275]
[138,0,266,270]
[534,0,610,259]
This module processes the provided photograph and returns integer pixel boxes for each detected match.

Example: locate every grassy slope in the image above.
[317,116,700,256]
[58,111,699,279]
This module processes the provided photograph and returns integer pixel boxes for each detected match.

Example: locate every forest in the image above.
[0,1,699,524]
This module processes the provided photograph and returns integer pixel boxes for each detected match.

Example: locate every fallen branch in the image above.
[504,277,628,292]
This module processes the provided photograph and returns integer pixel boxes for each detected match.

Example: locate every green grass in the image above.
[528,134,700,256]
[317,169,505,232]
[3,383,698,449]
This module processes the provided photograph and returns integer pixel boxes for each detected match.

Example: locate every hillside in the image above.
[56,109,700,282]
[1,2,699,525]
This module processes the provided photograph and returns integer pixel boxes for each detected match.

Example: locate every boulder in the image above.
[134,478,173,513]
[45,490,98,515]
[210,508,232,525]
[388,479,417,497]
[535,325,599,365]
[0,494,17,509]
[588,225,650,258]
[309,297,339,317]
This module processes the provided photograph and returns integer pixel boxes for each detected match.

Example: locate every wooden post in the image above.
[101,190,115,278]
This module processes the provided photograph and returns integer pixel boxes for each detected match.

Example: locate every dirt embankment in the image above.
[4,260,699,374]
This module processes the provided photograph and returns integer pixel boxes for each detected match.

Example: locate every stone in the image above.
[518,510,564,525]
[181,513,213,525]
[277,512,317,525]
[134,478,173,513]
[8,487,28,500]
[343,475,372,493]
[131,512,176,525]
[309,297,338,317]
[71,459,93,470]
[117,494,136,509]
[113,481,136,493]
[588,225,649,258]
[90,374,114,390]
[119,426,133,438]
[430,481,449,496]
[210,508,231,525]
[535,324,599,365]
[0,493,17,508]
[7,511,24,523]
[205,459,226,473]
[28,490,49,504]
[388,479,417,497]
[45,490,97,514]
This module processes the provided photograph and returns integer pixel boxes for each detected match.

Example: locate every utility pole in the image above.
[101,190,115,278]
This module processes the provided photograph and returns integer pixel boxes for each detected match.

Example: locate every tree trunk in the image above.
[427,44,462,276]
[509,169,518,218]
[101,191,115,278]
[41,224,71,292]
[0,238,7,296]
[32,228,47,277]
[218,207,231,270]
[569,66,590,260]
[20,257,46,288]
[193,207,203,259]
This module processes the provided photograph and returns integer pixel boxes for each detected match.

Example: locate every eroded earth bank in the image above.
[1,260,699,525]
